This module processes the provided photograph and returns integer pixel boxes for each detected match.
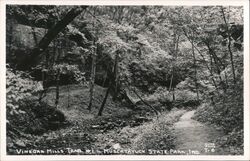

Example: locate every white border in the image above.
[0,0,249,161]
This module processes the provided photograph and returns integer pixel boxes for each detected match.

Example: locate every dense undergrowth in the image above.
[131,109,186,152]
[6,67,69,152]
[193,80,244,154]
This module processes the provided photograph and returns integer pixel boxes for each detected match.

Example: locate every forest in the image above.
[6,5,244,155]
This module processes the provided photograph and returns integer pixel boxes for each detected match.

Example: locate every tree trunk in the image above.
[191,32,199,100]
[206,44,224,85]
[7,20,13,56]
[67,84,70,108]
[98,81,111,116]
[113,50,119,100]
[55,69,60,108]
[31,27,38,45]
[170,34,179,101]
[130,86,159,115]
[169,73,173,92]
[19,6,87,70]
[88,42,97,111]
[183,31,218,89]
[172,88,175,101]
[221,7,236,84]
[97,50,119,116]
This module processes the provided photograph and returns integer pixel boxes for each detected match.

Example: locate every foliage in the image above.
[6,66,68,155]
[194,81,243,132]
[51,63,86,84]
[6,66,43,116]
[193,77,243,153]
[131,109,186,151]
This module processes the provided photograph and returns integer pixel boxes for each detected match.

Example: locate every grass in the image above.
[44,84,132,121]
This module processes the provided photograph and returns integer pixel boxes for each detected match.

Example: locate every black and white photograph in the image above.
[0,0,249,160]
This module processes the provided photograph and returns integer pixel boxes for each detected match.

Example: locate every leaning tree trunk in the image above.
[221,7,236,84]
[130,86,159,115]
[19,6,87,70]
[88,42,97,111]
[98,81,112,116]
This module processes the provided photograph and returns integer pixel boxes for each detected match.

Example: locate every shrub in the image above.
[6,66,67,136]
[6,66,43,116]
[131,109,186,152]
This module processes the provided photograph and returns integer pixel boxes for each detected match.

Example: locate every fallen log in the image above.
[126,86,159,115]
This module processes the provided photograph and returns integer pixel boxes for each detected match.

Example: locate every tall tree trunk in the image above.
[206,44,224,75]
[206,44,224,85]
[170,34,179,101]
[88,42,97,111]
[67,84,70,108]
[191,32,199,100]
[102,71,108,87]
[172,88,175,101]
[169,73,174,92]
[221,7,236,84]
[39,45,49,102]
[113,50,120,100]
[54,43,62,108]
[55,69,60,108]
[19,6,87,70]
[8,21,13,55]
[31,27,38,45]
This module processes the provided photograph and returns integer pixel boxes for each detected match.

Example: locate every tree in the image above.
[19,6,88,70]
[97,50,119,116]
[88,42,97,111]
[191,31,199,100]
[221,7,236,84]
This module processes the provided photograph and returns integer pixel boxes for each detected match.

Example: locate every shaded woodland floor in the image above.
[8,84,232,155]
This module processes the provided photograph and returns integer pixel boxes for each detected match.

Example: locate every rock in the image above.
[100,121,107,125]
[129,120,141,127]
[91,125,100,129]
[104,122,115,130]
[134,116,150,123]
[116,119,122,124]
[105,145,111,149]
[7,142,14,148]
[112,143,121,150]
[11,24,46,49]
[120,137,130,144]
[15,140,26,147]
[109,139,114,142]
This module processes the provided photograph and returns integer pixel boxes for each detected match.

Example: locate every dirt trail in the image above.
[173,110,227,155]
